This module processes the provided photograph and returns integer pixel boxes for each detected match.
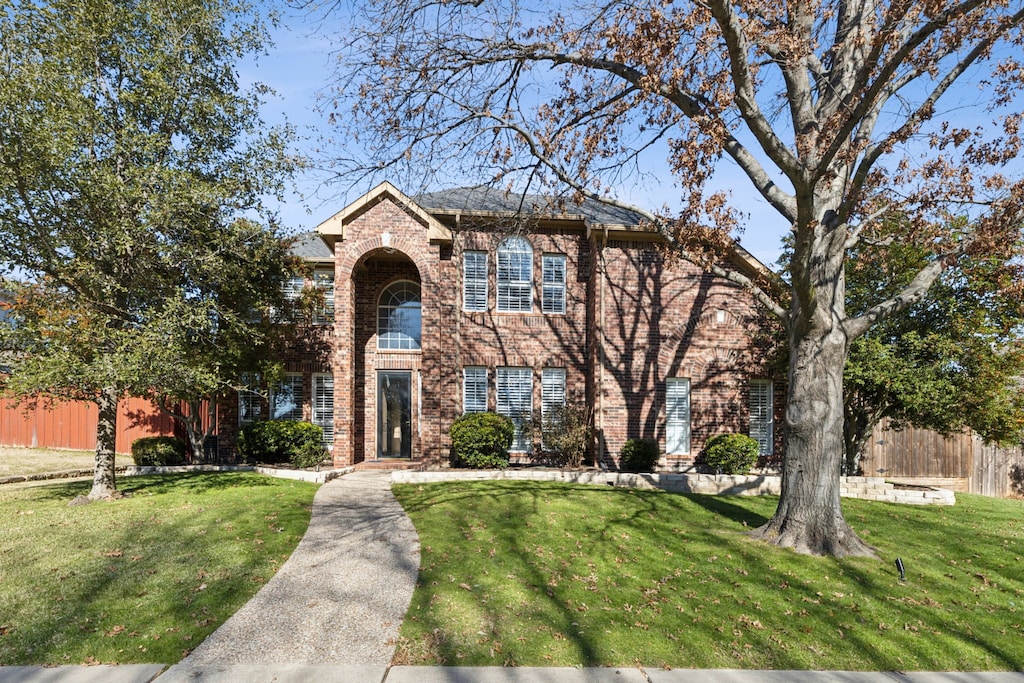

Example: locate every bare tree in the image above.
[318,0,1024,556]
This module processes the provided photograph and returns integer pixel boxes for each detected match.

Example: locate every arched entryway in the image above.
[352,249,423,463]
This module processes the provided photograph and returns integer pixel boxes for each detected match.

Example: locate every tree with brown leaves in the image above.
[321,0,1024,556]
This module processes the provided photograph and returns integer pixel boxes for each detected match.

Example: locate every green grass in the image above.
[0,447,96,477]
[392,481,1024,671]
[0,472,318,665]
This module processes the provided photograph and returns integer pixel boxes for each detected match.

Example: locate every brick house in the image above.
[219,182,783,470]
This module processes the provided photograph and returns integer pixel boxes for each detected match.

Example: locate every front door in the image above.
[377,371,412,459]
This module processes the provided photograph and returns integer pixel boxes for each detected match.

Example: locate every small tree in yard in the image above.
[0,0,295,500]
[322,0,1024,555]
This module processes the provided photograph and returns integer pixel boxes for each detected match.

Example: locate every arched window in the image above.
[497,235,533,312]
[377,281,421,350]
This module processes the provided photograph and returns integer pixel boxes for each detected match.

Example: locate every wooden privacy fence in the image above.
[862,420,1024,498]
[0,395,183,455]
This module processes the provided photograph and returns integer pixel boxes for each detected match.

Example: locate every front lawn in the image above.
[0,472,318,665]
[393,481,1024,671]
[0,447,96,477]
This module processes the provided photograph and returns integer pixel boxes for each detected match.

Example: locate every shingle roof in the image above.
[414,186,646,227]
[290,232,333,260]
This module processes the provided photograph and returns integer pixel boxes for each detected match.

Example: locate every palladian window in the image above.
[377,281,422,350]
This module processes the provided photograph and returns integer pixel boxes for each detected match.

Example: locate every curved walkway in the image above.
[169,471,419,670]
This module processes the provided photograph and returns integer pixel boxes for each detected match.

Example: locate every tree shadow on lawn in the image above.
[2,473,307,665]
[14,471,280,504]
[680,490,772,529]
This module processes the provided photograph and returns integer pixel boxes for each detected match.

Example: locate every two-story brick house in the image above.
[219,181,783,470]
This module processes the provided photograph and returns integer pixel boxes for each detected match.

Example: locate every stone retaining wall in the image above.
[391,470,956,506]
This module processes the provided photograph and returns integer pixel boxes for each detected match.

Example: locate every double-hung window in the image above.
[271,373,304,421]
[463,367,488,413]
[541,254,566,314]
[238,373,262,425]
[541,368,566,446]
[313,269,335,324]
[313,373,334,448]
[276,274,305,322]
[497,367,532,451]
[749,379,774,456]
[497,236,533,312]
[463,251,488,312]
[665,377,691,455]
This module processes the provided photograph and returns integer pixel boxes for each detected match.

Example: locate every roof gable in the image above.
[316,181,452,244]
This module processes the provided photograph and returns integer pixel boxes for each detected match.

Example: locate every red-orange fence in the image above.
[0,395,180,455]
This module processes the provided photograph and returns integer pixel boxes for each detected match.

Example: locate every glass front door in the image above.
[377,371,412,459]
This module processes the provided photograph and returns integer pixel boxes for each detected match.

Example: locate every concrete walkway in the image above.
[172,471,419,670]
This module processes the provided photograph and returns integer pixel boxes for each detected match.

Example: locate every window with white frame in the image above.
[665,377,691,455]
[277,274,305,321]
[238,373,262,425]
[497,367,532,451]
[313,373,334,448]
[463,251,488,312]
[313,269,335,325]
[463,367,487,413]
[377,281,422,350]
[497,236,533,312]
[541,367,566,446]
[271,373,303,421]
[749,379,774,456]
[541,254,566,314]
[541,368,566,425]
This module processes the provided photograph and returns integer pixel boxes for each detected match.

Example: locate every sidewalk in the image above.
[3,665,1024,682]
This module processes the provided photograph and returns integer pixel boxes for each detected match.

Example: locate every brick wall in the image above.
[263,193,784,471]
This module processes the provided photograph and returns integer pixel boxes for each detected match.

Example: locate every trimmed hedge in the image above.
[620,438,659,473]
[450,412,514,469]
[702,433,759,474]
[237,420,328,468]
[131,436,187,466]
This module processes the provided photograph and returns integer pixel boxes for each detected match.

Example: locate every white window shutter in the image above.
[665,378,691,455]
[749,380,774,456]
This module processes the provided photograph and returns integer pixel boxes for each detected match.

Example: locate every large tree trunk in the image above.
[88,385,119,500]
[752,328,875,556]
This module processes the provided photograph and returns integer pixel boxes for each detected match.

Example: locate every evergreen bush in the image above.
[702,433,760,474]
[450,412,514,469]
[131,436,187,466]
[620,438,660,472]
[237,420,327,468]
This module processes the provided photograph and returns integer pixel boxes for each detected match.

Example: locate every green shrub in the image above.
[450,412,514,469]
[620,438,659,472]
[702,433,759,474]
[540,402,593,469]
[131,436,187,466]
[237,421,327,468]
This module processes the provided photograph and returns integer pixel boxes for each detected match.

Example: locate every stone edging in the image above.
[2,463,955,505]
[391,470,956,506]
[0,464,354,486]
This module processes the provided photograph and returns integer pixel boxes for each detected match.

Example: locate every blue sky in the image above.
[246,6,1023,271]
[244,9,794,269]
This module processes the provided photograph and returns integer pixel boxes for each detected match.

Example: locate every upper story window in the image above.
[274,274,305,322]
[463,250,488,312]
[497,236,533,312]
[378,281,422,350]
[313,268,335,325]
[541,254,566,314]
